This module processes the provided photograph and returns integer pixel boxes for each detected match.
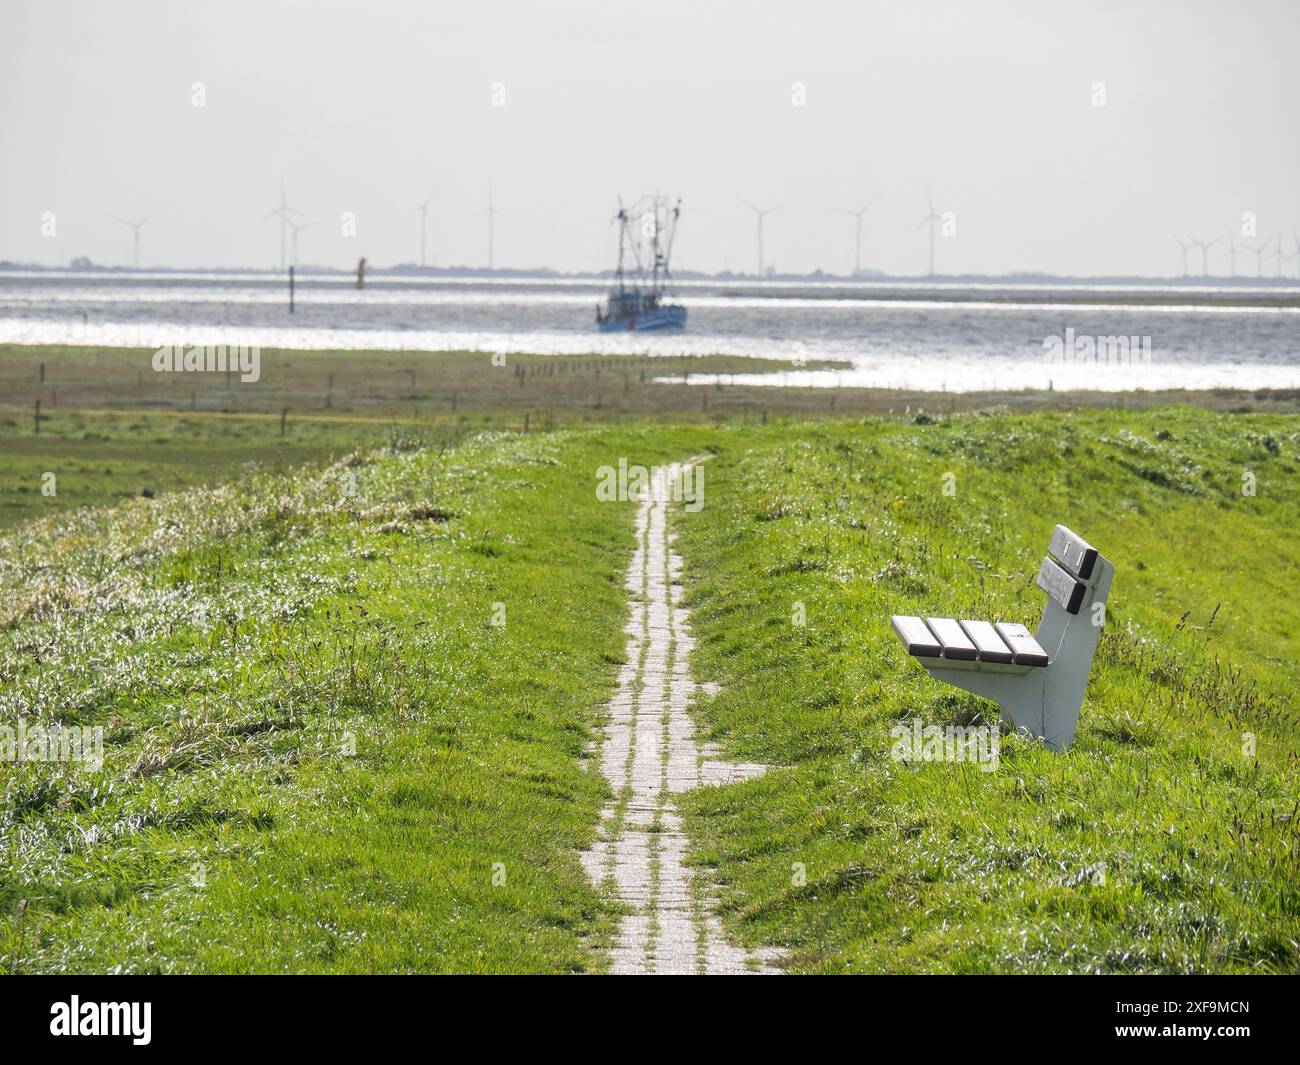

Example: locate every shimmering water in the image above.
[2,271,1298,392]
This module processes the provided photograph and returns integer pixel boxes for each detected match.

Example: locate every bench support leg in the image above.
[921,666,1058,748]
[1033,558,1113,750]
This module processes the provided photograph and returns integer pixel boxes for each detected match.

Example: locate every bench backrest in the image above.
[1033,523,1112,658]
[1035,525,1102,615]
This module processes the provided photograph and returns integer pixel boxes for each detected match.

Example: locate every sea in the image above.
[1,270,1297,393]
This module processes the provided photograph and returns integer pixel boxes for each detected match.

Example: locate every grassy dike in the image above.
[3,405,1298,973]
[0,425,707,972]
[676,408,1300,973]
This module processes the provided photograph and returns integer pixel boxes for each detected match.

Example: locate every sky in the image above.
[1,0,1298,277]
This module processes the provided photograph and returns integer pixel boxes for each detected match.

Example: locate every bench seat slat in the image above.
[1036,555,1087,614]
[890,615,942,657]
[959,619,1015,663]
[925,617,978,660]
[994,622,1050,667]
[1047,524,1098,581]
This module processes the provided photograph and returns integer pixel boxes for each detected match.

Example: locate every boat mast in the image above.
[661,198,681,292]
[651,198,662,294]
[615,201,627,295]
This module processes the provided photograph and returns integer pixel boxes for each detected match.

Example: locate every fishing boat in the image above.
[596,196,687,332]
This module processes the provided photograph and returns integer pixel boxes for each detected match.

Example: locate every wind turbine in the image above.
[479,185,508,271]
[1189,236,1220,277]
[286,217,320,268]
[1170,233,1192,277]
[739,198,786,277]
[1292,232,1300,280]
[833,196,878,276]
[1273,234,1287,278]
[415,194,433,267]
[112,212,155,269]
[263,180,302,271]
[911,188,942,277]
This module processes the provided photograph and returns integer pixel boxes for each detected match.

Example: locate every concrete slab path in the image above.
[581,462,781,975]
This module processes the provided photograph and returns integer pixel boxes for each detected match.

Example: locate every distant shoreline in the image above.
[3,262,1299,299]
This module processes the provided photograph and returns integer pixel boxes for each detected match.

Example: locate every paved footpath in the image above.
[582,462,782,975]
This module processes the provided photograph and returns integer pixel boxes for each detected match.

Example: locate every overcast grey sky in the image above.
[2,0,1297,276]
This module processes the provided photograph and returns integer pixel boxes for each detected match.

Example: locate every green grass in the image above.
[674,407,1300,973]
[0,339,861,529]
[2,401,1298,973]
[0,408,400,529]
[0,424,703,972]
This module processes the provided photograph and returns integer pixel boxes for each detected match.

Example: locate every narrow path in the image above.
[582,462,781,975]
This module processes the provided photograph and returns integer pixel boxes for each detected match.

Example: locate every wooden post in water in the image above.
[39,362,45,383]
[289,266,295,313]
[280,408,288,436]
[34,399,40,434]
[524,411,530,433]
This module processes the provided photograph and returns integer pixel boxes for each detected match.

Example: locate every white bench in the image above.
[890,525,1113,751]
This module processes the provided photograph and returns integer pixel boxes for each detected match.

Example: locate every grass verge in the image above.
[675,407,1300,973]
[1,425,699,972]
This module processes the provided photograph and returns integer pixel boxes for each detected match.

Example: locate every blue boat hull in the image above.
[597,305,687,333]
